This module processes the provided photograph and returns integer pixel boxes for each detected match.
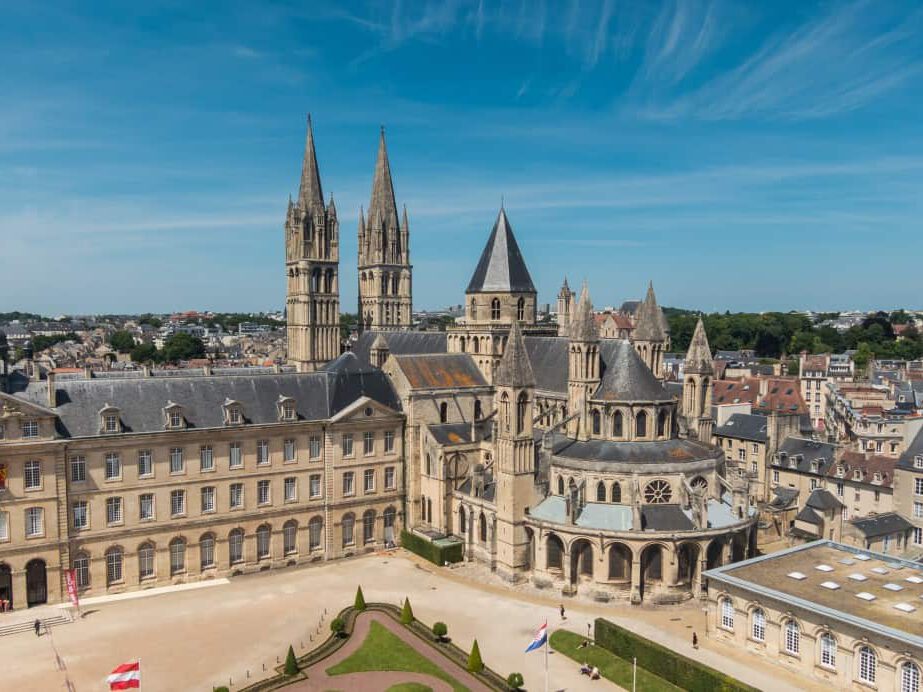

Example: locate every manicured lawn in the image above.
[550,629,682,692]
[386,684,433,692]
[326,621,467,692]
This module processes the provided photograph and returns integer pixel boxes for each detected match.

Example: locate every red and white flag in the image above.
[107,661,140,690]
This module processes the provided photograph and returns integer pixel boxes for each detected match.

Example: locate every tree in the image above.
[284,645,298,675]
[130,342,158,363]
[854,342,874,378]
[432,621,448,642]
[400,598,414,624]
[507,672,524,690]
[890,309,911,325]
[109,330,136,353]
[354,586,366,611]
[467,639,483,672]
[160,333,205,363]
[330,617,346,637]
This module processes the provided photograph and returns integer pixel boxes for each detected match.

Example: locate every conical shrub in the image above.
[467,639,483,672]
[354,585,366,611]
[400,597,414,624]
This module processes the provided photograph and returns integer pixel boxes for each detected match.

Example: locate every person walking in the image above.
[692,632,698,649]
[559,603,566,620]
[33,619,41,637]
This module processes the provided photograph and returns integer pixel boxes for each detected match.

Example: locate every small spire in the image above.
[327,195,336,216]
[297,114,324,212]
[496,320,535,387]
[570,281,598,342]
[634,280,667,342]
[368,127,399,231]
[685,318,714,375]
[401,204,409,231]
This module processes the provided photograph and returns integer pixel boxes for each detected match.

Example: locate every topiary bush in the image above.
[432,621,448,642]
[354,585,366,611]
[214,687,230,692]
[400,597,415,624]
[330,617,346,637]
[467,639,483,673]
[284,645,298,676]
[507,672,524,690]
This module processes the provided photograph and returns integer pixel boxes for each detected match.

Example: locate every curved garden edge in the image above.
[237,602,510,691]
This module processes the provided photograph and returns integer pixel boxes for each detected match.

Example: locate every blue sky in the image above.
[2,1,923,315]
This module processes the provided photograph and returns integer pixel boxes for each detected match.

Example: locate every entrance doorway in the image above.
[26,559,47,607]
[0,563,11,608]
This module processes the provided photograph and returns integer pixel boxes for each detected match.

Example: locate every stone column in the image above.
[12,566,26,609]
[666,544,680,588]
[630,555,642,604]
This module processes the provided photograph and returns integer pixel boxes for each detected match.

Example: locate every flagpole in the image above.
[544,631,549,692]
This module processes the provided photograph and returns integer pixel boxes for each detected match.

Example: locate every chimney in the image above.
[47,371,56,407]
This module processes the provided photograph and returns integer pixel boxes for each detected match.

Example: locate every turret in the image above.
[567,283,600,441]
[682,318,714,441]
[632,281,668,377]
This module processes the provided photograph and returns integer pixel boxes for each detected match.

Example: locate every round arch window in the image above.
[644,479,672,504]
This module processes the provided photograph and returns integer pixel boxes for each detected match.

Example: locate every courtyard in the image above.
[0,551,818,691]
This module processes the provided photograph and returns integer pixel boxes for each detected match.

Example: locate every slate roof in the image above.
[466,208,536,294]
[774,437,838,475]
[594,340,670,401]
[850,512,914,538]
[715,413,768,442]
[351,331,448,363]
[897,427,923,472]
[549,432,720,466]
[768,485,799,510]
[831,451,899,488]
[805,488,843,511]
[495,320,535,387]
[640,504,694,531]
[456,476,496,502]
[14,352,399,438]
[427,422,486,446]
[393,354,487,389]
[795,506,822,525]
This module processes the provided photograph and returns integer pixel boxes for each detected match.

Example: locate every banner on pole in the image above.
[64,569,79,609]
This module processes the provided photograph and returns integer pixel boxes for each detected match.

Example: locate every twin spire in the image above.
[684,318,714,375]
[367,128,401,231]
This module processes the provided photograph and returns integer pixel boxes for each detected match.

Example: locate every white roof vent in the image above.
[815,564,834,572]
[894,603,916,613]
[787,571,807,580]
[856,592,876,601]
[871,567,889,575]
[849,573,868,582]
[855,554,871,561]
[883,583,904,592]
[905,576,923,584]
[820,581,840,590]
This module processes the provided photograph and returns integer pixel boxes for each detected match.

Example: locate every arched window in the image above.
[751,608,765,642]
[439,402,448,423]
[169,538,186,576]
[613,411,623,437]
[720,598,734,630]
[516,297,525,321]
[611,482,622,503]
[592,409,601,435]
[783,620,800,655]
[229,529,244,564]
[256,525,271,559]
[474,400,482,420]
[901,661,921,692]
[283,520,298,556]
[362,510,376,544]
[491,298,501,320]
[470,299,477,321]
[636,410,648,438]
[479,512,488,543]
[342,514,355,547]
[425,454,432,476]
[73,552,90,589]
[105,547,123,586]
[308,517,323,551]
[500,392,511,433]
[391,274,399,295]
[473,337,479,353]
[516,392,528,434]
[596,481,606,502]
[857,646,877,684]
[657,410,667,437]
[819,632,836,668]
[199,534,216,570]
[459,507,467,534]
[557,476,565,495]
[427,498,432,524]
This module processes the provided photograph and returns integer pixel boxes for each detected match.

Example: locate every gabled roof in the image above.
[466,208,536,294]
[850,512,914,538]
[392,354,487,389]
[805,488,843,511]
[794,505,822,525]
[715,413,768,442]
[775,437,838,475]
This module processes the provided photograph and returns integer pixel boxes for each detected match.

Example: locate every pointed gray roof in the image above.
[595,340,670,401]
[367,128,400,231]
[466,208,536,294]
[569,283,598,342]
[496,321,535,387]
[633,282,667,342]
[684,318,713,375]
[297,115,324,212]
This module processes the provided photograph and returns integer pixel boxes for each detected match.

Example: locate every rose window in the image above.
[644,480,672,504]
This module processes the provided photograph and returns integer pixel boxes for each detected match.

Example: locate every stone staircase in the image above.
[0,608,72,638]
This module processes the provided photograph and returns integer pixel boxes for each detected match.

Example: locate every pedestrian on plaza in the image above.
[560,603,566,620]
[34,619,41,637]
[692,632,698,649]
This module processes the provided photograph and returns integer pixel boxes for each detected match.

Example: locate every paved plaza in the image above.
[0,551,819,691]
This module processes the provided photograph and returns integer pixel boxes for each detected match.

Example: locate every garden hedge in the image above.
[594,618,759,692]
[400,530,463,566]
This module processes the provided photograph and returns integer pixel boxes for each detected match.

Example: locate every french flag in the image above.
[107,661,141,690]
[524,621,548,652]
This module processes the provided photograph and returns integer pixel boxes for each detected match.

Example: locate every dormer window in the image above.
[836,465,845,478]
[223,399,244,426]
[278,396,296,422]
[915,455,923,470]
[164,402,185,430]
[99,405,121,434]
[853,469,862,481]
[810,461,819,473]
[873,472,882,483]
[789,457,797,469]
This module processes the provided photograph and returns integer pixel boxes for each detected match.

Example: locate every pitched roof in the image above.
[367,128,400,231]
[495,321,535,387]
[898,426,923,472]
[805,488,843,511]
[351,331,448,364]
[466,208,536,294]
[831,451,899,488]
[849,512,914,538]
[715,413,768,442]
[632,282,666,342]
[794,505,822,525]
[776,437,838,474]
[684,318,713,375]
[297,115,324,212]
[393,354,488,389]
[594,340,669,401]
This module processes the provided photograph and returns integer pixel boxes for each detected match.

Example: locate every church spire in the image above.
[368,127,399,231]
[496,320,534,388]
[298,114,324,212]
[633,281,666,342]
[570,282,598,343]
[684,318,714,375]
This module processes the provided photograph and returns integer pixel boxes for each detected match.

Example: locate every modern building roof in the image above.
[13,352,399,438]
[850,512,914,538]
[715,413,768,443]
[466,208,536,294]
[705,541,923,644]
[392,354,487,390]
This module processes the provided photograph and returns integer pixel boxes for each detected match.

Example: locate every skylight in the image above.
[787,572,807,580]
[815,564,834,572]
[883,583,904,592]
[894,603,916,613]
[839,558,855,566]
[905,576,923,584]
[855,554,871,561]
[820,581,840,590]
[871,567,889,575]
[848,573,867,582]
[856,592,876,601]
